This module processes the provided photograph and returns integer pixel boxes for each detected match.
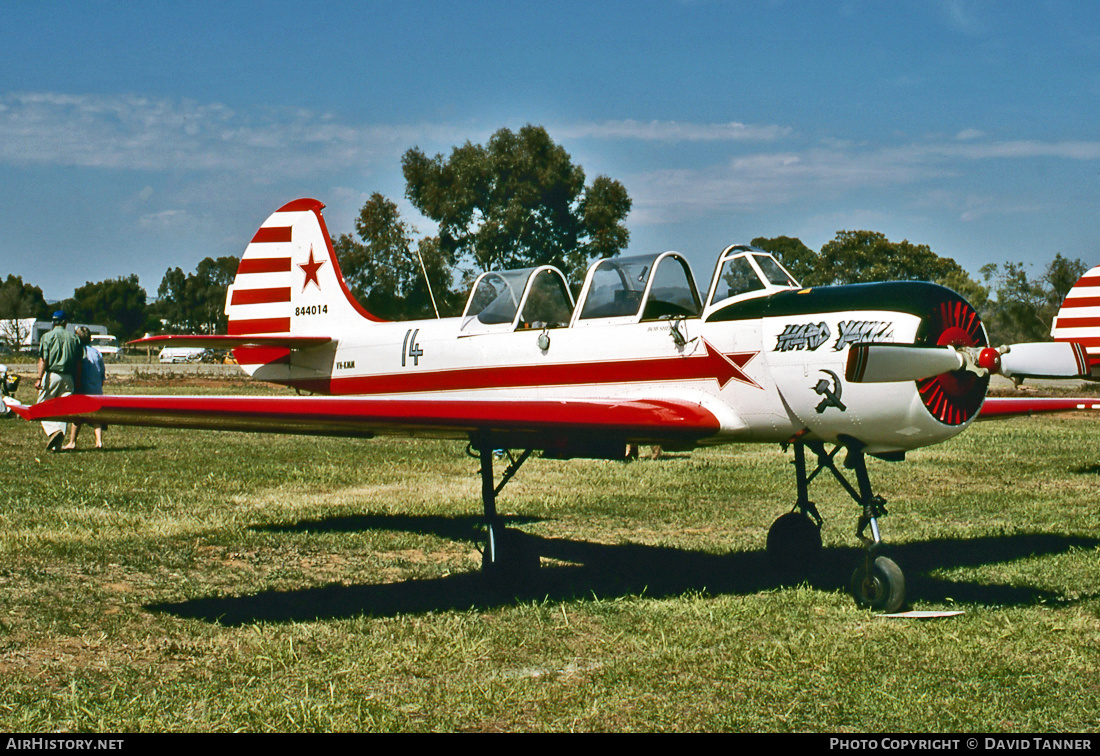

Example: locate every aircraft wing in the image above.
[978,396,1100,419]
[11,393,722,452]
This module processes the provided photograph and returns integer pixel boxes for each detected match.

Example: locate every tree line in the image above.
[0,125,1090,349]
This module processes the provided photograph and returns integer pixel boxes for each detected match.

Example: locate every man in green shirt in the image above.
[34,311,82,451]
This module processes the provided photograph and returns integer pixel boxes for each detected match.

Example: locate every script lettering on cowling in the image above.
[834,320,894,351]
[775,322,831,352]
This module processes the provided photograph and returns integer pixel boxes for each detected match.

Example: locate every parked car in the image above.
[159,347,207,364]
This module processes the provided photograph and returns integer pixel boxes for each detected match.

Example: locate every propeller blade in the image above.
[846,344,965,383]
[997,341,1089,379]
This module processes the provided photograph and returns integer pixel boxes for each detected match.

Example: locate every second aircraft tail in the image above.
[1051,264,1100,377]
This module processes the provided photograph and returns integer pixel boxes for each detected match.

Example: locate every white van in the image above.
[90,334,121,361]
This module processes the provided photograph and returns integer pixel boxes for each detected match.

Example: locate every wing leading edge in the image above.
[14,394,722,452]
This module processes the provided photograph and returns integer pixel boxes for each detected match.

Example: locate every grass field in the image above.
[1,376,1098,732]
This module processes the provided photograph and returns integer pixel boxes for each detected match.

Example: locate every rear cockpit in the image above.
[460,266,575,334]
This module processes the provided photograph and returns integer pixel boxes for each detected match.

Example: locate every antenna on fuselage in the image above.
[414,247,441,319]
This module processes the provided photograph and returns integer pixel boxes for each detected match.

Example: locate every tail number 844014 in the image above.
[295,304,329,317]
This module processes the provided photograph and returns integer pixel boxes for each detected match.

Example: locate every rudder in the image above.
[1051,264,1100,377]
[225,198,384,340]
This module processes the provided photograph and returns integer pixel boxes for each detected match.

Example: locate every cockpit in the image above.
[572,251,702,326]
[701,245,801,317]
[460,266,575,334]
[457,245,800,332]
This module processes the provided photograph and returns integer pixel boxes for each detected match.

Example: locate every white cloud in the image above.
[0,94,796,182]
[0,92,473,178]
[627,144,955,223]
[938,0,987,35]
[626,134,1100,224]
[938,140,1100,160]
[558,119,791,142]
[5,91,1099,232]
[913,188,1046,223]
[138,209,189,228]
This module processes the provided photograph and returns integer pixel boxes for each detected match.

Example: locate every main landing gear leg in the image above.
[475,444,539,578]
[766,442,824,575]
[768,439,906,613]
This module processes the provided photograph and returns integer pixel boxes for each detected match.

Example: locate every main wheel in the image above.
[850,555,905,613]
[767,511,823,578]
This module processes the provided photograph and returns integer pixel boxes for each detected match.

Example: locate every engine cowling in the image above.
[747,281,989,452]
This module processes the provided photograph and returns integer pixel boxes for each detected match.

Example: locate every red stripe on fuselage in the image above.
[234,346,292,365]
[285,343,759,396]
[1054,336,1100,347]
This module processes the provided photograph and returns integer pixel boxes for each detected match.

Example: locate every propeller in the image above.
[846,341,1089,384]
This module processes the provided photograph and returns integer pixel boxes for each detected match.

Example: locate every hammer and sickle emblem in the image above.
[814,370,846,413]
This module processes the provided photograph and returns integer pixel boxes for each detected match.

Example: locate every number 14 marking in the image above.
[402,329,424,367]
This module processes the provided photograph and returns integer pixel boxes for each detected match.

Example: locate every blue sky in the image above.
[2,0,1099,302]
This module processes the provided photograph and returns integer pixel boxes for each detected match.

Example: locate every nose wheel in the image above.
[851,554,905,613]
[773,438,908,613]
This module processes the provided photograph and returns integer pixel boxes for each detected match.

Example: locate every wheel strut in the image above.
[472,443,538,577]
[773,438,906,612]
[767,442,824,574]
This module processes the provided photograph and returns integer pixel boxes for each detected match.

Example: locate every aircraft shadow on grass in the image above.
[146,513,1100,626]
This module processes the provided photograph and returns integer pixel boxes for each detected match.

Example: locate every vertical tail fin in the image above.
[225,198,384,339]
[1051,264,1100,378]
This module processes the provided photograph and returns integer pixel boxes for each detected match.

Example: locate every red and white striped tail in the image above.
[225,198,383,369]
[1051,264,1100,376]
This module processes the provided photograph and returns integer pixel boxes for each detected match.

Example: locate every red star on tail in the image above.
[299,247,325,290]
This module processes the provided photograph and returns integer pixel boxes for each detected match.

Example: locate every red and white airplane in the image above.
[12,199,1098,612]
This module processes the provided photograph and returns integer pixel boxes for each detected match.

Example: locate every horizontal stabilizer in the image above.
[128,334,332,350]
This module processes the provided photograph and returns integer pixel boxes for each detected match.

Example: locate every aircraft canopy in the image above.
[703,246,800,316]
[461,266,575,333]
[573,252,702,326]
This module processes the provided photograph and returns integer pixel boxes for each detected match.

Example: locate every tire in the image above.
[850,555,906,613]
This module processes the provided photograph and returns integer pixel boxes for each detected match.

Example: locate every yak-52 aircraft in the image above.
[12,199,1098,613]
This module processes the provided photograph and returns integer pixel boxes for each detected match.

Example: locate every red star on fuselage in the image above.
[299,247,325,290]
